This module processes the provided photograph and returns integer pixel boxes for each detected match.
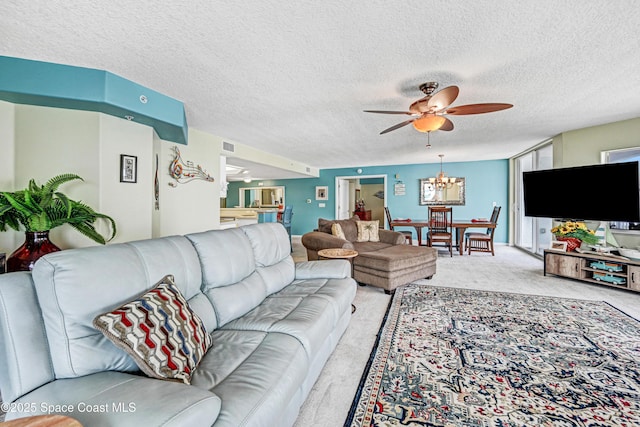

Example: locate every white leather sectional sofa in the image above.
[0,223,356,426]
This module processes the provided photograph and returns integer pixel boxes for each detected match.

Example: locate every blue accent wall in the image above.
[228,159,509,243]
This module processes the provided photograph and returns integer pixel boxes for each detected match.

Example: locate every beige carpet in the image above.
[292,240,640,427]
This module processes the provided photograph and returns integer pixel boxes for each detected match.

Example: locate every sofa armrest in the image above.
[5,371,221,427]
[301,231,355,252]
[379,229,405,245]
[0,272,55,404]
[295,260,351,280]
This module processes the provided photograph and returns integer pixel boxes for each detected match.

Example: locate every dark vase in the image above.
[7,231,61,272]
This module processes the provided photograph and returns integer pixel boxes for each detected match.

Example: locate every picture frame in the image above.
[120,154,137,183]
[549,240,568,252]
[315,186,328,200]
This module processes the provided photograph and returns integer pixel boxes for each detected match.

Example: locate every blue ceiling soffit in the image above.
[0,56,188,145]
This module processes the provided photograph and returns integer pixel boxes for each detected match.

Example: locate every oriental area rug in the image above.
[345,284,640,427]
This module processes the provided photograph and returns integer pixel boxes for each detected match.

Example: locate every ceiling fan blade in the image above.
[427,85,459,112]
[444,103,513,115]
[439,117,454,131]
[363,110,414,115]
[379,118,415,134]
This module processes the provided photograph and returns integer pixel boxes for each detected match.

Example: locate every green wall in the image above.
[228,159,509,243]
[553,117,640,168]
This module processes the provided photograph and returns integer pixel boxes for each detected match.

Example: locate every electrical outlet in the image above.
[492,201,497,207]
[319,203,325,207]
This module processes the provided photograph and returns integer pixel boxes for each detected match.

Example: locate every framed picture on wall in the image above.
[120,154,137,183]
[316,186,328,200]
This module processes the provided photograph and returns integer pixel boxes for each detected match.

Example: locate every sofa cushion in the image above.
[187,228,269,327]
[356,220,380,242]
[93,275,212,385]
[0,272,55,404]
[187,228,257,289]
[277,277,357,324]
[241,223,296,295]
[192,330,308,427]
[31,236,210,379]
[351,241,393,253]
[318,217,359,242]
[221,295,335,357]
[353,244,437,272]
[9,371,221,427]
[241,222,291,268]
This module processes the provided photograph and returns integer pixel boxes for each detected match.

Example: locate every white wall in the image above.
[99,114,154,243]
[155,128,222,237]
[224,140,318,178]
[0,102,16,256]
[14,105,101,249]
[0,102,225,256]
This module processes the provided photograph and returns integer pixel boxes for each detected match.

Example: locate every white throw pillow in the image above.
[356,220,380,242]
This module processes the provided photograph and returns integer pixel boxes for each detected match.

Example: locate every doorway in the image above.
[335,174,387,223]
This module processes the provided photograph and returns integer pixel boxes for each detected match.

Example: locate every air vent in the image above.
[222,141,235,152]
[306,167,311,172]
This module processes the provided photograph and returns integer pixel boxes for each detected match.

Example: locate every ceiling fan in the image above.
[364,82,513,135]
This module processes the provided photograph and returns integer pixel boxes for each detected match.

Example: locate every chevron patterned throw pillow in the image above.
[93,274,212,384]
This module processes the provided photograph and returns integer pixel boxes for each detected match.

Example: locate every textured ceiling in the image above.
[2,1,640,177]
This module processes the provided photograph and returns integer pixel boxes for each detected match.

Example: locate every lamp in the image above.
[412,114,446,132]
[429,154,457,189]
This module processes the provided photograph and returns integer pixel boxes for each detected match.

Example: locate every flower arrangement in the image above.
[551,221,599,245]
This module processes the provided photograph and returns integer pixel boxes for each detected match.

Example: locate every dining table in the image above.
[389,218,496,255]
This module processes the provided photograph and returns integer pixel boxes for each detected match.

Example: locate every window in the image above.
[602,147,640,232]
[514,143,553,256]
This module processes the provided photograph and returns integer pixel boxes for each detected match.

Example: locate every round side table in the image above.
[317,248,358,313]
[317,248,358,261]
[1,415,82,426]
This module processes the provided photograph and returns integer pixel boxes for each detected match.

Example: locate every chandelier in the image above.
[429,154,457,189]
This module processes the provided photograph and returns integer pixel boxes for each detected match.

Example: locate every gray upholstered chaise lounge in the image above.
[302,217,437,293]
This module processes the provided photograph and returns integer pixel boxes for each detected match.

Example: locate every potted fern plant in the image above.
[0,174,117,272]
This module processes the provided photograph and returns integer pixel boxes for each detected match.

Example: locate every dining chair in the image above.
[465,206,501,255]
[384,207,413,244]
[278,205,294,250]
[427,206,453,256]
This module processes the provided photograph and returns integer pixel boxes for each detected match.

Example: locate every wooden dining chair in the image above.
[427,206,453,256]
[465,206,501,255]
[384,207,413,244]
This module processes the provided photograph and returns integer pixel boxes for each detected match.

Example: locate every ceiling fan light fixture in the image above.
[412,115,446,133]
[365,82,512,135]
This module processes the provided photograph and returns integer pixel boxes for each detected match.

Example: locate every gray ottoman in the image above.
[353,245,437,293]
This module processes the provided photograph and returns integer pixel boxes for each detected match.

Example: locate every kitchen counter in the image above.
[220,208,279,228]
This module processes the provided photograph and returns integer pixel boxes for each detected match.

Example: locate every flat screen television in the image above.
[522,162,640,222]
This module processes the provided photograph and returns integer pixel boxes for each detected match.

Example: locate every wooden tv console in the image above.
[544,249,640,293]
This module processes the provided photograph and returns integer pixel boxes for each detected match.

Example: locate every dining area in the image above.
[386,205,501,256]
